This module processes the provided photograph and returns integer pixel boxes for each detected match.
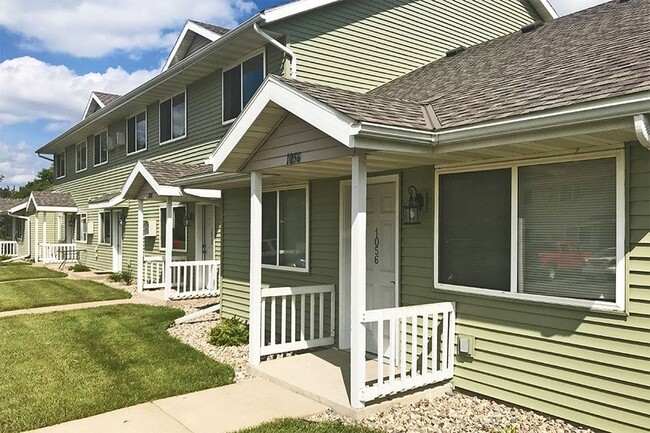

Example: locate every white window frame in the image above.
[55,151,66,179]
[159,91,187,145]
[159,204,188,253]
[433,150,625,312]
[14,217,24,242]
[261,184,310,273]
[76,141,87,173]
[75,213,87,242]
[126,110,148,155]
[98,211,112,245]
[94,129,109,167]
[222,48,266,125]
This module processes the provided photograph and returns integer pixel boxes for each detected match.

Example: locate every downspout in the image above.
[634,114,650,149]
[253,22,297,79]
[6,214,30,261]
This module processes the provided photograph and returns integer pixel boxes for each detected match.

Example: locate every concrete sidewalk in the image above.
[28,378,327,433]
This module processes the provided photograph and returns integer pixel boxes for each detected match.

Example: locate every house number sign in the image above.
[286,152,302,165]
[374,228,380,264]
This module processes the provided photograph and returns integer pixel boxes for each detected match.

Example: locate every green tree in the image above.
[12,166,54,199]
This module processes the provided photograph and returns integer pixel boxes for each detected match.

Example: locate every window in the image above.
[94,131,108,166]
[75,214,87,242]
[223,52,265,123]
[127,111,147,154]
[76,141,87,172]
[435,154,623,309]
[160,92,186,143]
[99,211,111,244]
[160,206,187,251]
[55,151,66,178]
[14,218,24,241]
[262,187,308,270]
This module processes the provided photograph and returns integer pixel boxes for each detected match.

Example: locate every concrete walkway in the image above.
[28,378,327,433]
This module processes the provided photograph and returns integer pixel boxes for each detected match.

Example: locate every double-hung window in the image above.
[127,111,147,154]
[55,151,66,179]
[223,52,265,123]
[99,211,111,244]
[14,219,24,241]
[160,92,186,143]
[435,153,624,310]
[94,131,108,166]
[261,186,309,271]
[160,206,187,251]
[76,141,87,172]
[75,214,88,242]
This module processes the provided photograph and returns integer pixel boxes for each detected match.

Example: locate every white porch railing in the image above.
[167,260,220,300]
[143,256,165,289]
[0,241,17,257]
[39,243,77,264]
[260,285,335,357]
[359,302,455,403]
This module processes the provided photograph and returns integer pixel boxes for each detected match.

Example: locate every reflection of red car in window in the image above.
[173,240,184,250]
[539,241,591,279]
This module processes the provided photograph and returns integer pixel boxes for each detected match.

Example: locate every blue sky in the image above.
[0,0,607,188]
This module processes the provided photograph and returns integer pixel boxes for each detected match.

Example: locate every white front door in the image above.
[112,210,123,272]
[365,182,398,357]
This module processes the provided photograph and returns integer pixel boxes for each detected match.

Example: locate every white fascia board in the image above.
[182,188,222,199]
[120,161,182,199]
[529,0,559,20]
[82,93,105,120]
[261,0,343,23]
[8,202,27,214]
[37,206,78,213]
[208,76,356,171]
[163,20,223,71]
[88,195,125,210]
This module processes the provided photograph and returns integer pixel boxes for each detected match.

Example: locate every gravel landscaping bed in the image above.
[167,306,251,382]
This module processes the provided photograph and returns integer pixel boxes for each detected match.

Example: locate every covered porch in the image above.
[0,198,29,259]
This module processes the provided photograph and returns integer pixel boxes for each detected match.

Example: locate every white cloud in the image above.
[0,140,47,187]
[0,0,256,58]
[549,0,609,16]
[0,56,158,128]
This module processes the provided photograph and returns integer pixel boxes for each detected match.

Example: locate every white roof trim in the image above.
[88,195,126,210]
[82,92,106,120]
[120,161,183,199]
[8,201,27,214]
[163,20,224,71]
[207,75,357,171]
[26,193,78,214]
[529,0,558,20]
[261,0,343,23]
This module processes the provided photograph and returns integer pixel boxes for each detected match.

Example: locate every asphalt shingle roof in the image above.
[0,198,25,213]
[31,191,76,208]
[88,191,121,205]
[140,160,213,186]
[189,20,229,36]
[94,91,121,106]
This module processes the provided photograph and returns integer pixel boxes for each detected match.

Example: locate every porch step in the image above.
[250,348,452,421]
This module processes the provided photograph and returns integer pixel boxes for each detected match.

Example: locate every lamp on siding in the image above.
[402,185,424,225]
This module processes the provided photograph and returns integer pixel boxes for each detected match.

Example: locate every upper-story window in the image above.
[223,51,265,123]
[127,111,147,154]
[76,141,87,172]
[94,131,108,166]
[55,151,66,179]
[160,92,186,144]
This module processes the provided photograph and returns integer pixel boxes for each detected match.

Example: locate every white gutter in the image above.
[6,214,30,261]
[253,22,297,79]
[634,114,650,149]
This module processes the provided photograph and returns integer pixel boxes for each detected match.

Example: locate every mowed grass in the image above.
[235,419,381,433]
[0,304,235,432]
[0,265,65,282]
[0,277,130,312]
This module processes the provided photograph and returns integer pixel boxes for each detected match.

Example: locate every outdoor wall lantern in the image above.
[402,185,424,225]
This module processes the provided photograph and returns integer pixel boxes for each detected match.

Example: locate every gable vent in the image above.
[521,21,544,34]
[445,46,465,57]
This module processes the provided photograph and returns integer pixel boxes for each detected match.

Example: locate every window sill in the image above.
[126,147,147,156]
[75,168,87,174]
[159,135,187,146]
[94,161,108,167]
[262,264,310,274]
[434,283,626,315]
[222,117,236,126]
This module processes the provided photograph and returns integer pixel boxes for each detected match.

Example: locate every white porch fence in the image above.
[39,243,77,264]
[260,285,335,356]
[0,241,17,257]
[143,256,221,300]
[359,302,456,403]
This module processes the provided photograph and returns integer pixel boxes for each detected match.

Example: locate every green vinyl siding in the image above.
[398,145,650,433]
[266,0,539,92]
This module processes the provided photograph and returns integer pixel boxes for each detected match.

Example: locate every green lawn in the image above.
[0,304,235,432]
[0,278,130,312]
[0,265,65,282]
[235,419,381,433]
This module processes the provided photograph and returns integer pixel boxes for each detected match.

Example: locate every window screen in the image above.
[262,188,307,269]
[223,65,241,122]
[160,99,172,142]
[243,54,264,106]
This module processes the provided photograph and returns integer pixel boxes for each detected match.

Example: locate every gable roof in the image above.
[82,91,121,120]
[163,20,230,71]
[26,191,77,213]
[189,20,229,36]
[0,198,25,215]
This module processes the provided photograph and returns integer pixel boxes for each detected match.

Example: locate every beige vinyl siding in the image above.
[266,0,539,92]
[398,144,650,433]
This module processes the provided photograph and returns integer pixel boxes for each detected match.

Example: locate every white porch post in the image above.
[164,197,173,299]
[249,171,263,366]
[350,153,367,409]
[34,213,39,262]
[42,212,47,263]
[136,199,144,293]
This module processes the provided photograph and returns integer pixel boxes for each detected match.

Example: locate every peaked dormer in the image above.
[82,91,121,120]
[163,20,229,71]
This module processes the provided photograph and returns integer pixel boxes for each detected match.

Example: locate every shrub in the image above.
[107,264,134,285]
[69,263,91,272]
[208,316,249,347]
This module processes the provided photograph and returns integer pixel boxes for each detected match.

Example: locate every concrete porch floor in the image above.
[250,348,452,420]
